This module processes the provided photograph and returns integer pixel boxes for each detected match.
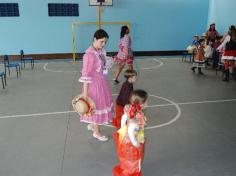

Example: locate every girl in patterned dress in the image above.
[113,90,148,176]
[113,26,134,84]
[191,39,205,75]
[79,29,114,142]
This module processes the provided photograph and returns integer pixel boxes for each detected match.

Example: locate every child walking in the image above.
[112,69,137,129]
[113,89,148,176]
[191,39,205,75]
[113,25,134,84]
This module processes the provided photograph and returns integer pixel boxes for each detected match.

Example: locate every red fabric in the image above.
[114,56,134,66]
[113,132,120,148]
[118,140,145,161]
[113,165,142,176]
[112,104,124,129]
[223,50,236,57]
[224,60,235,69]
[194,47,205,61]
[129,103,142,119]
[126,56,134,65]
[113,132,145,176]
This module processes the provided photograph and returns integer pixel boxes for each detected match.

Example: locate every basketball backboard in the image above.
[89,0,113,6]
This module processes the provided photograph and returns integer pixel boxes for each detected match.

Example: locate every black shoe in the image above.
[191,67,195,72]
[114,79,120,84]
[198,71,204,75]
[198,68,204,75]
[233,68,236,80]
[222,77,229,82]
[222,70,229,82]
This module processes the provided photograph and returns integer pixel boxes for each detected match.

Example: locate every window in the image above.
[48,3,79,16]
[0,3,19,17]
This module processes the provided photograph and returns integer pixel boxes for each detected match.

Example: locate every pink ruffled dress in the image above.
[79,46,114,124]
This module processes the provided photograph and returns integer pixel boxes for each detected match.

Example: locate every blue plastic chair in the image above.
[0,71,6,89]
[20,50,34,69]
[4,55,21,78]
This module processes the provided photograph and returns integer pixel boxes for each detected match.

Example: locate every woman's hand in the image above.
[83,82,89,100]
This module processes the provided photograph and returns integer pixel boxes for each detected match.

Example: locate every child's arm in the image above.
[120,104,131,127]
[128,122,140,147]
[217,35,230,51]
[120,113,128,128]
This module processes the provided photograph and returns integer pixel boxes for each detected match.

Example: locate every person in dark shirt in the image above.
[221,28,236,81]
[112,69,137,128]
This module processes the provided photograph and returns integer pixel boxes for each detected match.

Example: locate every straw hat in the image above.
[72,94,95,116]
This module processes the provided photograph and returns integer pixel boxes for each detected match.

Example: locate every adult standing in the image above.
[206,23,220,43]
[79,29,114,141]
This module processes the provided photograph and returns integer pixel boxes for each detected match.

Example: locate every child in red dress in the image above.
[113,89,148,176]
[112,69,137,129]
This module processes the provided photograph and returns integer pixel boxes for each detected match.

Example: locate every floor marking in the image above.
[0,111,74,119]
[140,58,164,70]
[1,98,236,128]
[0,94,179,129]
[43,63,77,73]
[43,58,164,73]
[145,95,181,129]
[147,98,236,108]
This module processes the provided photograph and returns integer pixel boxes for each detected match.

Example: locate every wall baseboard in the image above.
[0,50,185,61]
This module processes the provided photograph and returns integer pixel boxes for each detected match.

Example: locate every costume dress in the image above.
[113,104,146,176]
[115,34,134,66]
[79,46,114,124]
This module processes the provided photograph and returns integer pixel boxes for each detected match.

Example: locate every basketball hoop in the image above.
[89,0,113,6]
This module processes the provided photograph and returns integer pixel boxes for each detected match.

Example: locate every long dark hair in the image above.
[120,25,129,38]
[231,28,236,41]
[228,25,236,35]
[209,24,216,32]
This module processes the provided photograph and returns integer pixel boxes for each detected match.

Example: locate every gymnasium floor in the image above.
[0,57,236,176]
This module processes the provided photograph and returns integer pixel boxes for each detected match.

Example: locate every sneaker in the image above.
[93,133,109,142]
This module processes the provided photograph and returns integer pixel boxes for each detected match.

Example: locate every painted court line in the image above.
[0,111,74,119]
[148,98,236,108]
[43,58,163,73]
[1,98,235,119]
[43,63,78,73]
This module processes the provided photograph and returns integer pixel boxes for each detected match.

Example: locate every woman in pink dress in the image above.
[113,25,134,84]
[79,29,114,142]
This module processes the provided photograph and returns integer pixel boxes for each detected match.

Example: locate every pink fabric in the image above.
[116,34,133,65]
[79,47,114,124]
[206,30,219,41]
